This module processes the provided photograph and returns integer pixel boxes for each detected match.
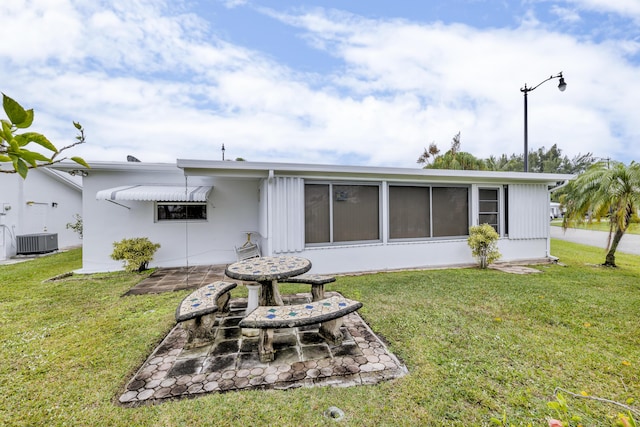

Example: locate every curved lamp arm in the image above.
[521,72,567,93]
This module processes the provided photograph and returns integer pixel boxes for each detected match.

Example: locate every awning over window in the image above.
[96,185,212,202]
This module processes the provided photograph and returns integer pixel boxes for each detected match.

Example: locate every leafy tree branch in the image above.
[0,93,89,178]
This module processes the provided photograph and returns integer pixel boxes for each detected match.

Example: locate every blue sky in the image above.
[1,0,639,168]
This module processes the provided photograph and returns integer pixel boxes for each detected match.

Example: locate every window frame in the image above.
[387,183,471,242]
[388,184,431,240]
[478,187,500,234]
[387,182,472,243]
[155,201,208,222]
[431,186,471,238]
[304,181,382,246]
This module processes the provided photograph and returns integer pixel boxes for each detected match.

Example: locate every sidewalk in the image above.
[550,226,640,255]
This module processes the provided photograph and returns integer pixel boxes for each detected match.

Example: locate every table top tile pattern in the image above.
[281,274,336,285]
[239,296,362,329]
[175,281,237,322]
[225,256,311,282]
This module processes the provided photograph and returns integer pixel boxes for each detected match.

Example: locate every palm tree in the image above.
[558,161,640,267]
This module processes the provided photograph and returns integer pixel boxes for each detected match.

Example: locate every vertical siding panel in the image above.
[508,184,548,239]
[272,177,304,253]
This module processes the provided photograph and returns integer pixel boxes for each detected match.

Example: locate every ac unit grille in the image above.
[16,233,58,254]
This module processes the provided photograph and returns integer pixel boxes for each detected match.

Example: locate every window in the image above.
[156,202,207,221]
[307,183,471,244]
[478,188,499,232]
[432,187,469,237]
[389,186,430,239]
[388,185,470,240]
[305,183,380,244]
[304,184,330,243]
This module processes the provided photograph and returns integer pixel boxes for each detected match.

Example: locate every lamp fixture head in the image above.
[557,76,567,92]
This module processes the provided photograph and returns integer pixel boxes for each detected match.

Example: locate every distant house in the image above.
[51,160,573,274]
[0,168,83,261]
[550,202,563,219]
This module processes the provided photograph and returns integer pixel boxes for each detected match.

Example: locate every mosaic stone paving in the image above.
[225,256,311,282]
[175,281,237,322]
[119,293,407,406]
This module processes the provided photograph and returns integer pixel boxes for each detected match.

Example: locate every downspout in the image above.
[266,170,274,256]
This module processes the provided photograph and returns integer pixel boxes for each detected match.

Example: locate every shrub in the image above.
[467,223,501,268]
[111,237,160,272]
[65,214,83,238]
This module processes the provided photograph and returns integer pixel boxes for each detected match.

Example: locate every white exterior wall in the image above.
[271,176,305,253]
[508,184,549,239]
[62,160,566,274]
[268,178,552,274]
[294,238,548,275]
[81,168,261,273]
[0,169,82,260]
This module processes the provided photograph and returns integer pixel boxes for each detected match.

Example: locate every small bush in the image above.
[111,237,160,272]
[467,223,501,268]
[65,214,83,238]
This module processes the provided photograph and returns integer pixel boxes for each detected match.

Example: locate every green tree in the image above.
[484,145,595,174]
[558,161,640,267]
[420,132,487,170]
[0,93,88,178]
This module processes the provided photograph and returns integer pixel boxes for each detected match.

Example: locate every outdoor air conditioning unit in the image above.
[16,233,59,255]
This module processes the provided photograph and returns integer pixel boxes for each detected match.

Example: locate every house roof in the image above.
[50,159,575,185]
[40,168,83,192]
[176,159,574,185]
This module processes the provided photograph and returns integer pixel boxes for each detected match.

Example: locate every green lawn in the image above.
[1,242,638,426]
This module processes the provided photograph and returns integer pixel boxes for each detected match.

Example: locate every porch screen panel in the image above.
[507,184,548,239]
[272,177,305,253]
[432,187,469,237]
[305,184,330,244]
[333,185,379,242]
[389,186,430,238]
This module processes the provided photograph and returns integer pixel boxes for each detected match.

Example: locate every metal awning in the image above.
[96,185,212,202]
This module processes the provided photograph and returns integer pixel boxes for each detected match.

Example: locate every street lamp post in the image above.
[520,72,567,172]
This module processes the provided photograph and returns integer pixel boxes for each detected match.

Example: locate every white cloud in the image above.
[220,0,249,9]
[1,1,639,169]
[550,5,582,23]
[564,0,640,19]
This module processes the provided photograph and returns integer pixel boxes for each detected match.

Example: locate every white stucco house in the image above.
[50,159,573,274]
[0,168,83,261]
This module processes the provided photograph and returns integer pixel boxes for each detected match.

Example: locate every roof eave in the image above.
[177,159,574,184]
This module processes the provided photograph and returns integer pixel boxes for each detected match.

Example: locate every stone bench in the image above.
[280,274,336,302]
[238,295,362,362]
[175,281,237,348]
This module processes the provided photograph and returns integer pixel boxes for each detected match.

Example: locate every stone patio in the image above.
[123,265,227,295]
[119,292,407,406]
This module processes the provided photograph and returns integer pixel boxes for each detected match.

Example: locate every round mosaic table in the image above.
[225,256,312,310]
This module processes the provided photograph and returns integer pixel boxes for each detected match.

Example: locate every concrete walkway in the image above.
[550,226,640,255]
